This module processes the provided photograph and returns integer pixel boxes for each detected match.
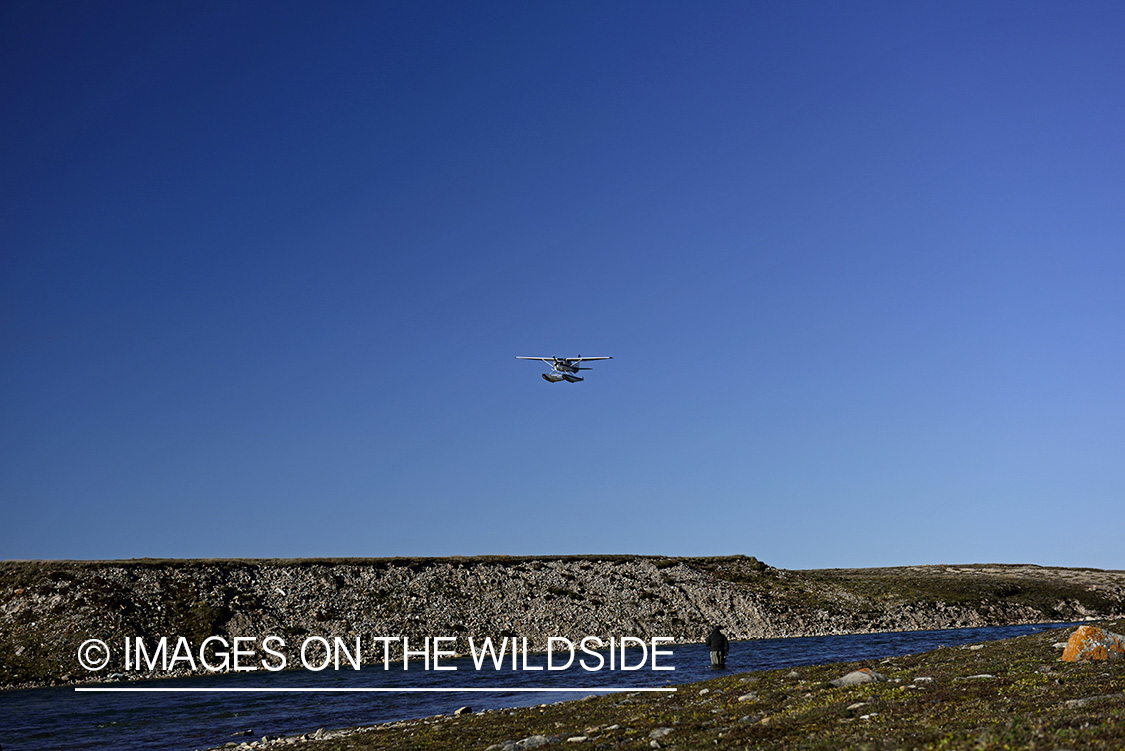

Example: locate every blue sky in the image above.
[2,1,1122,569]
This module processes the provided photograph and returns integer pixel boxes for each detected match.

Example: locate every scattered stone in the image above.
[847,702,868,711]
[913,676,934,683]
[699,688,710,695]
[492,735,555,751]
[737,692,757,701]
[566,736,588,743]
[454,706,472,716]
[1053,642,1070,649]
[966,674,995,680]
[829,668,887,687]
[1064,694,1125,708]
[786,670,800,678]
[1061,625,1125,662]
[649,727,673,739]
[231,730,253,737]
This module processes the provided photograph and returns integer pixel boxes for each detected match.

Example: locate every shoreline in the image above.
[5,619,1087,694]
[190,619,1125,751]
[3,557,1124,690]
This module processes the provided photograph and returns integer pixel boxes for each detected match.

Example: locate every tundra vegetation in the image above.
[215,619,1125,751]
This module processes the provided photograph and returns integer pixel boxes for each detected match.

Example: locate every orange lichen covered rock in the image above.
[1060,625,1125,662]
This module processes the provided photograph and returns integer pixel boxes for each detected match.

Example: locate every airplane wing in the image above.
[515,356,613,362]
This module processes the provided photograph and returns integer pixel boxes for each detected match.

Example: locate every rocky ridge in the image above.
[2,556,1123,688]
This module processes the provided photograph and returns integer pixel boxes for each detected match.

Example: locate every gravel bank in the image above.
[3,556,1123,688]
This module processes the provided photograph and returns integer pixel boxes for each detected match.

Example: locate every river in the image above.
[0,622,1076,751]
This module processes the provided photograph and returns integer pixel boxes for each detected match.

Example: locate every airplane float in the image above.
[515,356,613,383]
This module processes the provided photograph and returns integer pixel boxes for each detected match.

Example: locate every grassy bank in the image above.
[267,619,1125,751]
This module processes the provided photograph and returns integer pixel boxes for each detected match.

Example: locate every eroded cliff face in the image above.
[3,556,1123,688]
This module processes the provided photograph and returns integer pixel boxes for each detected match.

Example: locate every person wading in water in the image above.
[705,624,729,667]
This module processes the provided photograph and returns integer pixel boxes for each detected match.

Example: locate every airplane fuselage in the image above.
[516,355,611,383]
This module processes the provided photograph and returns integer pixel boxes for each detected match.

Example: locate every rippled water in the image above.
[0,622,1076,751]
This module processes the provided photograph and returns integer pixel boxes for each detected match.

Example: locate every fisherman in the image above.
[705,624,729,667]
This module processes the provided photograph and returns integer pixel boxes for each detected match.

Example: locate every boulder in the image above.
[1060,625,1125,662]
[829,668,887,687]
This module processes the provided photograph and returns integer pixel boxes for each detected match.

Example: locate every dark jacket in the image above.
[706,628,729,654]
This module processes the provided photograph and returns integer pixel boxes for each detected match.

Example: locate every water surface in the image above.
[0,622,1075,751]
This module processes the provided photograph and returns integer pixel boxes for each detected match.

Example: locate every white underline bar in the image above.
[75,686,676,693]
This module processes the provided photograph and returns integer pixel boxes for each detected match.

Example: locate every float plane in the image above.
[515,356,612,383]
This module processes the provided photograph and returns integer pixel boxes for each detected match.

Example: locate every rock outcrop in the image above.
[2,556,1123,688]
[1060,624,1125,661]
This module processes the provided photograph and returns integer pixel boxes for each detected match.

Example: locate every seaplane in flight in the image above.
[516,355,613,383]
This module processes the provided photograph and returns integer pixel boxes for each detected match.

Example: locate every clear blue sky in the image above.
[3,1,1122,569]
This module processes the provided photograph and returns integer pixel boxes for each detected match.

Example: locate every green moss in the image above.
[281,619,1125,751]
[800,565,1121,615]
